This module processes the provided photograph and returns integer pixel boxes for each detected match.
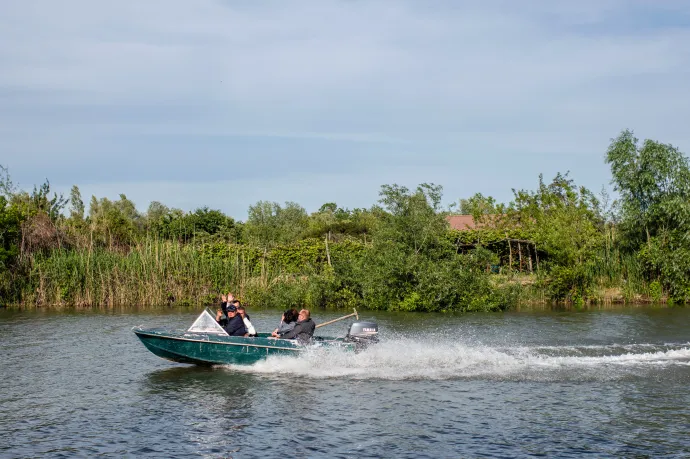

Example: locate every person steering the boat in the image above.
[218,304,247,336]
[279,309,315,343]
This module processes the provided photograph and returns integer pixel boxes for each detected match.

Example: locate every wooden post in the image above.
[518,241,522,273]
[262,248,267,287]
[534,243,539,272]
[325,231,332,267]
[20,224,26,262]
[528,243,533,273]
[507,238,512,272]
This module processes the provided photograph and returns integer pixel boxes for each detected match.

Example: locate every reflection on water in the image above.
[0,306,689,458]
[144,366,251,392]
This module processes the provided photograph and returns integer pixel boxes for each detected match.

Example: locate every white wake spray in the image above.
[226,337,690,381]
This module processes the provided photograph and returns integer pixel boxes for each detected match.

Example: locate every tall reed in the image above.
[21,237,351,308]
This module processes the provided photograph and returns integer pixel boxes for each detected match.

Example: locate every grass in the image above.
[10,238,664,310]
[20,240,298,308]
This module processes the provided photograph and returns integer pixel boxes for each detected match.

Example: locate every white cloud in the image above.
[1,0,690,217]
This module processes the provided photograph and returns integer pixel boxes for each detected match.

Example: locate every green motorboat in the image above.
[133,308,379,366]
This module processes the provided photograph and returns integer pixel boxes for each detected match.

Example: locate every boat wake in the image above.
[226,337,690,381]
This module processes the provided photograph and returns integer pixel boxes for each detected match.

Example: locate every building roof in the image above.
[446,215,480,231]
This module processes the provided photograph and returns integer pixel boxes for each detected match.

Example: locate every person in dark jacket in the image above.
[280,309,315,343]
[271,308,298,337]
[216,294,228,327]
[216,293,233,327]
[221,305,247,336]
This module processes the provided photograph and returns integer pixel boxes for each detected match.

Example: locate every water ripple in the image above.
[1,308,689,458]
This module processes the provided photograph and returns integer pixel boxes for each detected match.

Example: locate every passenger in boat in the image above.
[271,308,298,337]
[237,305,256,337]
[216,294,228,327]
[217,292,240,319]
[224,293,237,311]
[220,304,247,336]
[280,309,315,343]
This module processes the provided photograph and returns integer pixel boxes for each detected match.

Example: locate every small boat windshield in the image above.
[187,308,229,335]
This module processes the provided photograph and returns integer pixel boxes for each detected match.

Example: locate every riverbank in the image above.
[4,264,663,311]
[3,139,689,310]
[497,273,667,308]
[2,237,663,311]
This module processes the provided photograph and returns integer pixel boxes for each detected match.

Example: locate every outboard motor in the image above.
[344,321,379,351]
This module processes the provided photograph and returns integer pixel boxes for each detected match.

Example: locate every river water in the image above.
[1,306,689,458]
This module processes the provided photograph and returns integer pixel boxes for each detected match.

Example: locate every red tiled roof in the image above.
[446,215,479,231]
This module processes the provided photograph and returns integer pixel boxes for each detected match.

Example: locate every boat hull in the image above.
[133,327,352,366]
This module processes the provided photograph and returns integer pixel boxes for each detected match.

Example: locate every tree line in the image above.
[1,129,688,310]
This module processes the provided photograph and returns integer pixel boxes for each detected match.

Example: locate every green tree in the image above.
[376,183,448,255]
[459,193,501,219]
[87,194,141,247]
[509,173,604,301]
[9,179,67,222]
[145,201,170,224]
[305,203,376,239]
[359,183,500,311]
[606,129,690,247]
[245,201,308,247]
[0,195,23,302]
[188,207,230,235]
[511,173,602,267]
[0,165,16,198]
[606,129,690,301]
[0,196,21,269]
[69,185,85,221]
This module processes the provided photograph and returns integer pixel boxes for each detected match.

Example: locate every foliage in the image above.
[0,165,17,198]
[511,172,603,267]
[245,201,308,247]
[543,264,594,303]
[304,203,375,240]
[88,194,142,247]
[606,130,690,246]
[459,193,504,220]
[356,183,506,312]
[0,169,26,303]
[9,180,68,222]
[0,195,23,301]
[0,196,21,268]
[68,185,85,222]
[606,129,690,301]
[3,129,690,309]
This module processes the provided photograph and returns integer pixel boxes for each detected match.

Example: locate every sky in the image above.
[1,0,690,220]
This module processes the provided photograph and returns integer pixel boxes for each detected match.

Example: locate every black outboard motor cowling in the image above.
[344,321,379,351]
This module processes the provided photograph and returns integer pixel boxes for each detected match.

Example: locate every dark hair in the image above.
[283,308,298,324]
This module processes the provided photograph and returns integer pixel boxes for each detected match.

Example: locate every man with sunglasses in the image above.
[221,304,247,336]
[215,293,247,336]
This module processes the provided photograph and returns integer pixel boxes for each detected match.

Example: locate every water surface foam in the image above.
[226,338,690,381]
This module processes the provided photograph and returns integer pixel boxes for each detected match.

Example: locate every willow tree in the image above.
[606,129,690,301]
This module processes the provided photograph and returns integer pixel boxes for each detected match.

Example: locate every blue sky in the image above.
[2,0,689,219]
